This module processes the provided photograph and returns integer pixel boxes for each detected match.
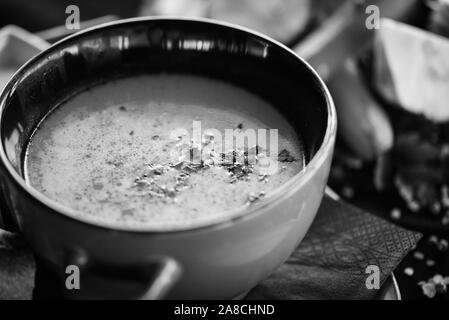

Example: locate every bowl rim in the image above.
[0,16,337,233]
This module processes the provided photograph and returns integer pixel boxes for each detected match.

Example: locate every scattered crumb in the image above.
[425,259,436,267]
[428,235,439,245]
[404,267,414,276]
[390,208,402,220]
[437,239,448,252]
[418,274,449,298]
[412,251,425,261]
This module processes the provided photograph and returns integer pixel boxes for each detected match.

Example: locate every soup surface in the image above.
[25,74,306,228]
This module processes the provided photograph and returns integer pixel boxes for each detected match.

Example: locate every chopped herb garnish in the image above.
[278,149,296,162]
[133,138,296,202]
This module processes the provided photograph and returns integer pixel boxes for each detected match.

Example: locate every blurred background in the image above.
[0,0,342,43]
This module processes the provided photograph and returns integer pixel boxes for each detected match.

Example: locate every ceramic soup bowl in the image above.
[0,17,336,299]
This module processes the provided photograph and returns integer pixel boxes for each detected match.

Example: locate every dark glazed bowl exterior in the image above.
[0,17,336,299]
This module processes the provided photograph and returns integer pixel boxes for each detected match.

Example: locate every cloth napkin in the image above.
[247,195,422,300]
[0,196,421,300]
[0,232,34,300]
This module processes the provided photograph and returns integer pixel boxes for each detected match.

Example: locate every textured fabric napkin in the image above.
[0,232,34,300]
[0,196,421,300]
[247,195,422,300]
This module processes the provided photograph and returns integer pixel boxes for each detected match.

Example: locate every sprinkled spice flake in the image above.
[278,149,296,162]
[258,173,269,183]
[247,191,266,204]
[133,178,175,199]
[132,134,299,205]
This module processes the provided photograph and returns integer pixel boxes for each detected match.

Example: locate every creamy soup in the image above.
[25,74,306,229]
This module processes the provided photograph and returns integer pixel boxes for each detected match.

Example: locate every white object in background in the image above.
[0,25,50,90]
[210,0,310,43]
[373,18,449,122]
[140,0,211,17]
[141,0,311,43]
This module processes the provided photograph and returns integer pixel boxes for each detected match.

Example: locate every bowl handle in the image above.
[64,250,182,300]
[138,257,182,300]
